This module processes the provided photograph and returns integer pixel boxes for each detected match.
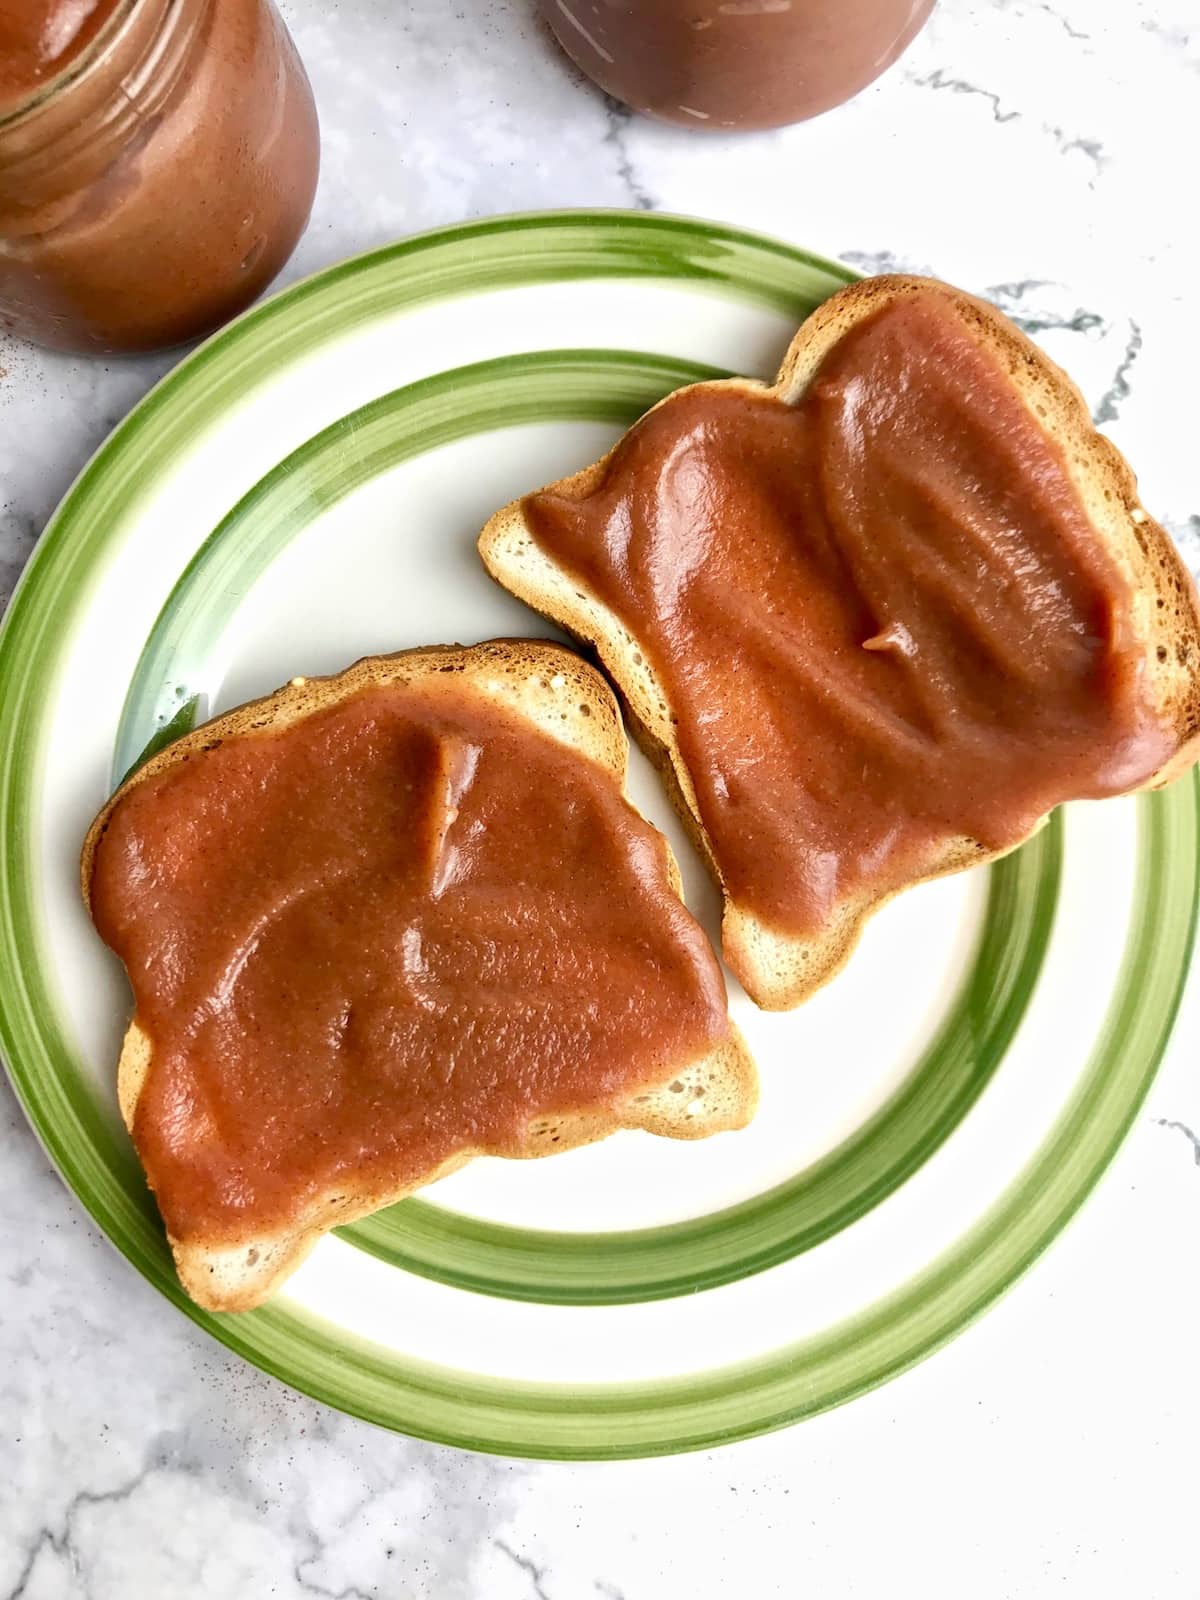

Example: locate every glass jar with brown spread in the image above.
[540,0,935,130]
[0,0,319,353]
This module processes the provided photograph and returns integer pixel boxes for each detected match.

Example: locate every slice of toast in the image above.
[82,641,756,1312]
[479,276,1200,1010]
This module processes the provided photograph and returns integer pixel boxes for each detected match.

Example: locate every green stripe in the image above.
[0,212,1193,1458]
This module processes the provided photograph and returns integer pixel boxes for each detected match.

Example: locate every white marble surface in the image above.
[2,1,1199,1594]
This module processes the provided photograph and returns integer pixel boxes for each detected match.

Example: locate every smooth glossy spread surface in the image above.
[524,291,1172,938]
[0,0,119,103]
[89,681,732,1242]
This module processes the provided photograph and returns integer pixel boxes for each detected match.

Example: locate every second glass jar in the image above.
[540,0,935,131]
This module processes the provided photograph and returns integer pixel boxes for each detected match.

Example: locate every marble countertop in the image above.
[2,1,1198,1594]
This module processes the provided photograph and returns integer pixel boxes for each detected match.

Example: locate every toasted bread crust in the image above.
[478,276,1200,1010]
[83,640,757,1312]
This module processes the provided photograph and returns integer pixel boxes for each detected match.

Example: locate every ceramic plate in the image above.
[0,213,1196,1460]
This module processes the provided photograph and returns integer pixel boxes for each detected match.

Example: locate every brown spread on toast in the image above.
[88,675,735,1246]
[521,290,1173,939]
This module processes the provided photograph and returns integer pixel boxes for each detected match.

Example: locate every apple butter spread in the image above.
[0,0,318,353]
[0,0,122,101]
[539,0,934,130]
[89,681,733,1243]
[522,290,1173,938]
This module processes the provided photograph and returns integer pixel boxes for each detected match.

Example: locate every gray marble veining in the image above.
[2,1,1198,1595]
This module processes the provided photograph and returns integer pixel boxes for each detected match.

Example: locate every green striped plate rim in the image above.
[0,211,1195,1457]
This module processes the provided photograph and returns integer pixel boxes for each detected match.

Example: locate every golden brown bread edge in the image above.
[81,640,757,1313]
[478,274,1200,1012]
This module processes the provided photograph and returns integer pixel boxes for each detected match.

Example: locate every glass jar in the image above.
[540,0,935,131]
[0,0,320,354]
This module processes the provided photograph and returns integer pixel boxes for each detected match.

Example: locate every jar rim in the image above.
[0,0,146,131]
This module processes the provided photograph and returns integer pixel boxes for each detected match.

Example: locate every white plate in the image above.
[0,212,1195,1457]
